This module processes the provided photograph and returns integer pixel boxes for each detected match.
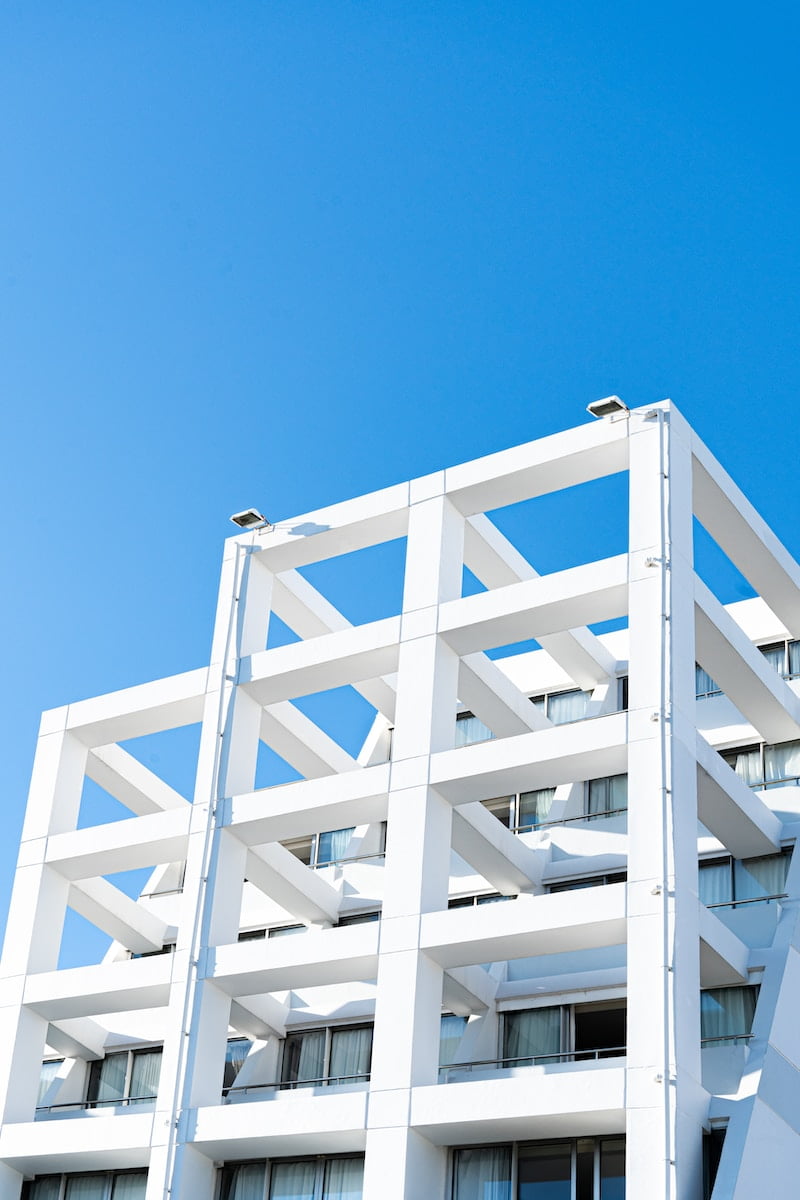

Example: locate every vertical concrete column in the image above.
[0,711,86,1133]
[150,538,273,1200]
[364,479,464,1200]
[626,408,704,1200]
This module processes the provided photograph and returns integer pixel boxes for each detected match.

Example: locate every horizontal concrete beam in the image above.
[45,809,191,880]
[242,618,401,706]
[211,924,380,997]
[430,713,628,806]
[438,556,628,656]
[23,957,172,1019]
[64,668,207,748]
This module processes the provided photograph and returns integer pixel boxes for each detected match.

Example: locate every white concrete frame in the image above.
[2,401,800,1199]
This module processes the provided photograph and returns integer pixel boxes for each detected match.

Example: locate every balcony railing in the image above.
[36,1095,157,1115]
[437,1047,626,1082]
[700,1033,754,1047]
[310,851,386,870]
[513,807,628,834]
[222,1072,370,1101]
[705,893,787,910]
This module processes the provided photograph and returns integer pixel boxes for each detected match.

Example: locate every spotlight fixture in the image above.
[230,508,270,530]
[586,395,629,419]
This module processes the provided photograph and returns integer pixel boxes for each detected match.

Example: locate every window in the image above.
[482,789,556,831]
[86,1047,161,1108]
[586,775,628,820]
[758,639,800,680]
[548,872,626,893]
[23,1173,147,1200]
[36,1059,64,1108]
[698,850,790,908]
[530,689,591,725]
[282,824,386,868]
[440,1013,468,1066]
[701,986,758,1046]
[219,1156,364,1200]
[452,1138,625,1200]
[502,1002,626,1067]
[696,665,722,699]
[448,892,516,909]
[224,1038,252,1092]
[280,1025,372,1088]
[336,910,380,926]
[721,740,800,788]
[456,711,494,747]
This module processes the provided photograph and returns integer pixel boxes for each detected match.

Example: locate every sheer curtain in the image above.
[503,1007,562,1064]
[736,853,788,899]
[439,1014,468,1066]
[456,714,494,748]
[698,861,732,907]
[111,1175,148,1200]
[518,788,556,829]
[37,1060,62,1106]
[587,775,627,819]
[695,665,720,697]
[323,1158,364,1200]
[269,1161,316,1200]
[88,1052,127,1104]
[224,1038,253,1090]
[282,1031,326,1085]
[759,644,785,674]
[29,1181,61,1200]
[65,1178,107,1200]
[765,740,800,785]
[317,827,355,864]
[128,1050,161,1103]
[328,1026,372,1081]
[224,1163,266,1200]
[701,987,757,1042]
[547,690,589,725]
[453,1147,512,1200]
[723,747,762,786]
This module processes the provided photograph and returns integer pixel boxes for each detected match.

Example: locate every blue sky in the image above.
[2,2,799,957]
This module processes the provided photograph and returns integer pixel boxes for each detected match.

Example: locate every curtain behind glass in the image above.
[789,642,800,678]
[323,1158,364,1200]
[88,1052,127,1104]
[111,1175,148,1200]
[328,1027,372,1081]
[735,854,788,899]
[518,788,556,829]
[695,665,720,697]
[547,690,589,725]
[701,987,757,1042]
[759,645,785,674]
[269,1161,315,1200]
[765,740,800,785]
[453,1147,512,1200]
[37,1060,62,1106]
[317,828,355,864]
[128,1050,161,1103]
[223,1163,266,1200]
[282,1031,326,1084]
[698,861,732,906]
[65,1178,107,1200]
[722,747,762,786]
[439,1014,468,1065]
[503,1007,562,1064]
[588,775,627,819]
[224,1039,253,1090]
[456,714,494,747]
[29,1181,61,1200]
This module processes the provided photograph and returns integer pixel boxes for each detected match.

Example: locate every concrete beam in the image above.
[212,924,380,997]
[438,556,628,657]
[45,1017,108,1060]
[229,994,289,1040]
[464,514,618,687]
[227,766,390,846]
[45,809,191,880]
[86,744,189,816]
[23,957,172,1020]
[696,733,782,858]
[259,701,359,780]
[245,844,341,925]
[69,878,169,954]
[698,903,750,987]
[442,965,499,1015]
[64,668,207,748]
[457,652,551,739]
[451,803,539,894]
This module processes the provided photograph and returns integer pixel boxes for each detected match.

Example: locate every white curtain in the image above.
[29,1181,61,1200]
[439,1014,468,1066]
[37,1060,62,1106]
[723,746,762,786]
[128,1050,161,1103]
[765,740,800,785]
[222,1164,266,1200]
[453,1147,512,1200]
[111,1175,148,1200]
[282,1030,326,1084]
[695,665,720,697]
[90,1052,127,1104]
[65,1178,107,1200]
[760,645,785,674]
[700,987,757,1042]
[503,1007,562,1064]
[323,1158,364,1200]
[269,1161,316,1200]
[455,714,494,748]
[328,1026,372,1081]
[735,853,788,899]
[317,827,355,864]
[698,861,732,906]
[518,788,555,829]
[587,775,627,819]
[547,690,589,725]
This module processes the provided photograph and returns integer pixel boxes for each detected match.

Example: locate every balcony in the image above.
[438,1045,626,1084]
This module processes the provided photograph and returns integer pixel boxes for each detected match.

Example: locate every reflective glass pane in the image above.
[518,1143,572,1199]
[37,1060,62,1107]
[482,797,513,828]
[65,1178,107,1200]
[735,853,789,900]
[600,1139,626,1199]
[439,1014,468,1066]
[695,665,720,697]
[547,690,589,725]
[269,1161,316,1200]
[698,860,732,907]
[759,644,785,674]
[88,1053,127,1105]
[503,1008,562,1064]
[281,1030,326,1084]
[329,1026,372,1082]
[788,641,800,678]
[28,1181,62,1200]
[701,987,757,1042]
[317,828,355,864]
[128,1050,161,1103]
[518,788,556,829]
[722,747,762,786]
[224,1039,253,1090]
[453,1146,512,1200]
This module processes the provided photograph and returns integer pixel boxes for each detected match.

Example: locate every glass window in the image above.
[545,690,590,725]
[111,1177,147,1200]
[456,712,495,747]
[587,775,627,820]
[440,1013,468,1066]
[698,859,732,907]
[221,1163,267,1200]
[317,827,355,864]
[37,1059,63,1107]
[700,851,790,907]
[788,641,800,678]
[453,1146,512,1200]
[721,745,762,786]
[224,1038,252,1091]
[503,1008,562,1065]
[281,1026,372,1087]
[221,1159,364,1200]
[759,643,786,674]
[518,1143,572,1199]
[695,665,721,698]
[454,1142,625,1200]
[764,740,800,785]
[700,986,758,1044]
[328,1026,373,1082]
[322,1157,364,1200]
[87,1049,161,1107]
[518,788,556,830]
[269,1162,316,1200]
[25,1182,62,1200]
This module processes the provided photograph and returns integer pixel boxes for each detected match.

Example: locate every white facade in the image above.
[2,401,800,1200]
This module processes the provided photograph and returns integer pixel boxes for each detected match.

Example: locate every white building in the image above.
[2,400,800,1200]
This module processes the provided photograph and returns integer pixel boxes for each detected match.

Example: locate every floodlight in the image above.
[586,395,629,419]
[230,508,269,530]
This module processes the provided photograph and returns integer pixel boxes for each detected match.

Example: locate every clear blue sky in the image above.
[2,2,799,955]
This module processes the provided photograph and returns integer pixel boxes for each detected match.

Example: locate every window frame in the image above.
[698,849,791,909]
[85,1046,162,1109]
[23,1171,148,1200]
[279,1022,373,1089]
[218,1154,365,1200]
[450,1137,625,1200]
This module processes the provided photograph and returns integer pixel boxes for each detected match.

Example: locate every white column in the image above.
[363,482,464,1200]
[625,408,703,1200]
